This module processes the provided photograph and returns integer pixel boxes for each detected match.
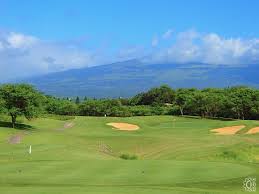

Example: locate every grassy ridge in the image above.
[0,116,259,193]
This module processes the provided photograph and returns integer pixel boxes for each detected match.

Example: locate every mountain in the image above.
[21,59,259,98]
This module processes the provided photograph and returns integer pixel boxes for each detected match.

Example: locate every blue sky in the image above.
[1,0,259,47]
[0,0,259,80]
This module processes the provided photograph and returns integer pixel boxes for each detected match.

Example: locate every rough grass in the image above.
[0,115,259,194]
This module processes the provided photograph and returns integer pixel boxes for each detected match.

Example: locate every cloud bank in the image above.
[0,31,103,81]
[0,29,259,81]
[145,30,259,65]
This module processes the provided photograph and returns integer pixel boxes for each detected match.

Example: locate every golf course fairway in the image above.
[0,116,259,194]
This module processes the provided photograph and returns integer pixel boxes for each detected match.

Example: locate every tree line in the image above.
[0,84,258,127]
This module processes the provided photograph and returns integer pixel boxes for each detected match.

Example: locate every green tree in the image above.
[175,89,194,116]
[0,84,43,128]
[228,87,258,120]
[201,88,225,118]
[0,97,4,113]
[133,85,175,105]
[75,96,80,104]
[44,96,77,115]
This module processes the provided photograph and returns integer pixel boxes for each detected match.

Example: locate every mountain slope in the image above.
[21,60,259,98]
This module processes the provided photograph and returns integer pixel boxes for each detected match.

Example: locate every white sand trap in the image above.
[107,122,139,131]
[211,125,245,135]
[246,127,259,134]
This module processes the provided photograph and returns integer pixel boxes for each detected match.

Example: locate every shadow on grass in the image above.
[181,115,236,121]
[208,117,237,121]
[0,121,34,130]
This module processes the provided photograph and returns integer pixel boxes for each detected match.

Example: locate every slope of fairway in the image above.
[0,160,256,194]
[0,116,259,194]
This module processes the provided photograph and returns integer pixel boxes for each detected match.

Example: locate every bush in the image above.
[218,150,238,160]
[109,106,132,117]
[119,153,138,160]
[128,106,152,116]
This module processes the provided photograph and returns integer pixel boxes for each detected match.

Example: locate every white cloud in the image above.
[1,29,259,82]
[7,32,38,49]
[0,31,104,81]
[0,41,3,51]
[145,30,259,65]
[162,29,174,39]
[151,36,159,47]
[117,46,145,61]
[200,33,259,64]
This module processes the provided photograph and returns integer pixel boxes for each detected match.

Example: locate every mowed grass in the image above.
[0,116,259,194]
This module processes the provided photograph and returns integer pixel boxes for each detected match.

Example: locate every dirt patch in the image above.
[246,127,259,134]
[211,125,245,135]
[8,134,23,144]
[64,122,74,129]
[107,122,139,131]
[56,122,74,131]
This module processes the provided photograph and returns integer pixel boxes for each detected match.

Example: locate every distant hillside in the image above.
[21,59,259,98]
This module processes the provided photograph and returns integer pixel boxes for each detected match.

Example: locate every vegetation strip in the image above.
[0,84,259,129]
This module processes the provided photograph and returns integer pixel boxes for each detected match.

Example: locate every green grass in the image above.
[0,115,259,194]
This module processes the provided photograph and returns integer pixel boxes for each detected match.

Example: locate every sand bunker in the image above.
[211,125,245,135]
[246,127,259,134]
[107,122,139,131]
